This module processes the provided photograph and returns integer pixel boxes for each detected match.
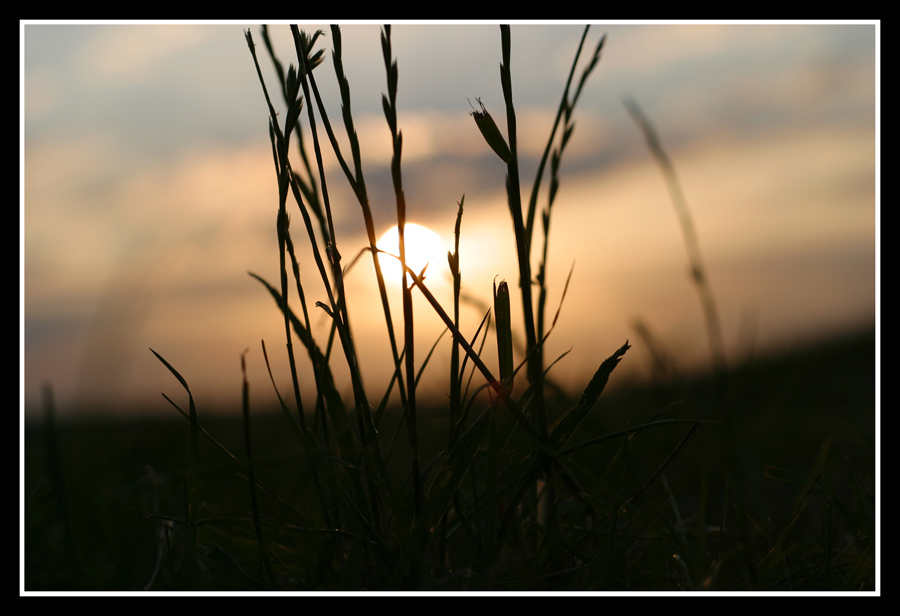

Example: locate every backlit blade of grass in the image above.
[384,328,448,467]
[498,25,542,439]
[549,341,631,451]
[292,30,391,528]
[381,25,423,520]
[298,25,409,416]
[446,198,465,579]
[250,272,356,460]
[389,406,492,587]
[261,339,342,534]
[259,26,329,244]
[453,307,492,445]
[525,27,605,252]
[623,97,728,419]
[240,350,277,589]
[396,256,543,446]
[532,32,606,444]
[150,349,200,583]
[459,309,490,406]
[158,389,305,524]
[560,418,716,457]
[449,197,464,437]
[247,30,310,433]
[504,261,576,404]
[289,27,367,414]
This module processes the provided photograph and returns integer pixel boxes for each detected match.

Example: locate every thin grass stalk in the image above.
[460,312,491,403]
[384,329,447,464]
[380,24,423,520]
[625,423,699,512]
[523,26,600,251]
[261,339,341,534]
[257,25,354,444]
[290,33,357,387]
[183,384,200,583]
[439,197,465,573]
[276,207,307,430]
[397,257,543,445]
[289,31,389,524]
[534,123,571,387]
[697,465,710,576]
[452,308,492,444]
[499,30,557,546]
[499,25,543,437]
[258,27,387,560]
[532,29,605,418]
[271,177,389,560]
[301,37,400,566]
[246,31,308,432]
[306,25,409,412]
[623,98,728,419]
[283,230,331,446]
[560,418,714,456]
[240,350,277,589]
[398,260,629,572]
[471,29,553,558]
[449,197,464,442]
[158,372,302,520]
[153,350,356,586]
[260,25,329,246]
[149,349,200,584]
[287,29,353,383]
[251,273,355,461]
[283,172,340,339]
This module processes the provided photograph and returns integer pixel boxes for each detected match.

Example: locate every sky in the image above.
[21,21,879,419]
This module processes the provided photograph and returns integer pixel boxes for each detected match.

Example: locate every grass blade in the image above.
[549,341,631,450]
[150,348,201,584]
[240,350,277,589]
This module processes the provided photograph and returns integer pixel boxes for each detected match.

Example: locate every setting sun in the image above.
[375,223,446,285]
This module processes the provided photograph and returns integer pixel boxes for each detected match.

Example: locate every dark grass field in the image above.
[23,326,876,592]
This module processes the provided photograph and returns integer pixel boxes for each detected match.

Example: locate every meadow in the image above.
[23,24,877,593]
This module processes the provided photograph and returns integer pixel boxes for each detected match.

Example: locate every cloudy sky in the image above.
[22,21,878,418]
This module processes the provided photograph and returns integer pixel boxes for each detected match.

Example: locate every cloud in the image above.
[73,24,213,87]
[22,22,878,415]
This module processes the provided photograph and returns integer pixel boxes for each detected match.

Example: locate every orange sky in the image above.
[22,22,878,418]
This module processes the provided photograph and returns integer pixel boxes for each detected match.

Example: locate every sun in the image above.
[375,223,445,286]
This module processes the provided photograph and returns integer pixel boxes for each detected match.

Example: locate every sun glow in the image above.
[375,223,445,286]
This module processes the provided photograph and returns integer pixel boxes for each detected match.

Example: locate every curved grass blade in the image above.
[388,407,492,586]
[240,350,277,589]
[150,348,200,584]
[249,272,356,460]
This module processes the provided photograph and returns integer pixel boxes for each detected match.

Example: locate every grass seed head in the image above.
[494,278,514,393]
[469,97,511,163]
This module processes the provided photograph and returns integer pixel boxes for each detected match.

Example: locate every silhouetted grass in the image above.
[24,24,876,593]
[24,327,875,591]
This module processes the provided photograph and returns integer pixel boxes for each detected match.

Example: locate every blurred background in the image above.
[22,21,878,419]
